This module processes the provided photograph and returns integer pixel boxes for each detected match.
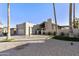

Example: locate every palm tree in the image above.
[53,3,57,34]
[73,3,75,28]
[7,2,11,39]
[69,3,73,37]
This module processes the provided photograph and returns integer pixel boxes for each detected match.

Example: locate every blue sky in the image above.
[0,3,79,28]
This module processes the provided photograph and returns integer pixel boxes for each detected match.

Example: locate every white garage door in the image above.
[18,29,25,35]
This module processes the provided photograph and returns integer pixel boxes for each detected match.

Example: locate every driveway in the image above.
[0,39,79,56]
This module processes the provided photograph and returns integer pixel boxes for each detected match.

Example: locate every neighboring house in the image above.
[2,27,7,36]
[2,27,16,36]
[32,18,70,35]
[0,22,3,36]
[16,22,33,35]
[32,18,56,35]
[32,24,41,35]
[10,28,16,35]
[45,18,56,34]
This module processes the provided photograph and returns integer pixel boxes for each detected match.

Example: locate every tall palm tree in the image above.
[69,3,73,36]
[7,1,11,39]
[73,3,75,28]
[53,3,57,34]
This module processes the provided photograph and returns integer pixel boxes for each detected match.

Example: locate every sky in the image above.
[0,3,79,28]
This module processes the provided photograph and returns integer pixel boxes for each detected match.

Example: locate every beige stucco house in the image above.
[16,22,33,35]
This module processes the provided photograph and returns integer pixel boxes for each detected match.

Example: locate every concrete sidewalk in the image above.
[0,35,51,41]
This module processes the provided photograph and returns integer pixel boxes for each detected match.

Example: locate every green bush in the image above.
[53,35,79,42]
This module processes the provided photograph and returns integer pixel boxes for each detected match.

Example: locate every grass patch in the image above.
[1,38,16,42]
[53,36,79,42]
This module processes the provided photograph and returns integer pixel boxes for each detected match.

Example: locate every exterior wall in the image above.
[32,18,55,35]
[25,23,33,35]
[32,25,40,35]
[45,19,55,34]
[16,22,33,35]
[16,23,26,35]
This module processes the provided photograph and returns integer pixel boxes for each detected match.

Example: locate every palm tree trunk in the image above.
[53,3,57,34]
[69,3,73,37]
[7,2,11,39]
[73,3,75,28]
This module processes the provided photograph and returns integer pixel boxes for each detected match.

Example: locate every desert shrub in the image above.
[53,36,79,42]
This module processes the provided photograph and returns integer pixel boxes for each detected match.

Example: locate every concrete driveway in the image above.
[0,38,79,56]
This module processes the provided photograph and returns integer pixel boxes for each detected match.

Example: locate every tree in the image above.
[73,3,76,28]
[69,3,73,37]
[53,3,58,34]
[73,18,79,28]
[7,2,11,39]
